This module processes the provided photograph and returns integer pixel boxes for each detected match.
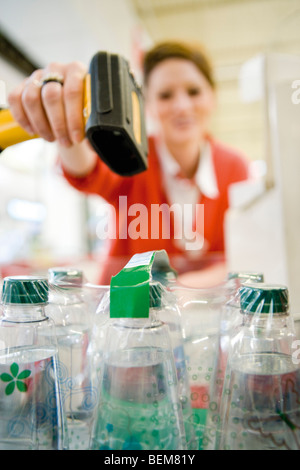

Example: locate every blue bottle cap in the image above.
[239,283,289,314]
[2,276,49,304]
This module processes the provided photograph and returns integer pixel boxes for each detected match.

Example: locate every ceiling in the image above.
[1,0,299,71]
[130,0,300,70]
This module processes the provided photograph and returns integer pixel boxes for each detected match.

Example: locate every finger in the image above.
[7,79,37,135]
[42,80,72,147]
[21,70,55,142]
[63,62,87,144]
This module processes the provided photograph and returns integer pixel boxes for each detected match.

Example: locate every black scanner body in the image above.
[85,52,148,177]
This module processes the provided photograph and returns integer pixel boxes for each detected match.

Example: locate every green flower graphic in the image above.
[0,362,31,396]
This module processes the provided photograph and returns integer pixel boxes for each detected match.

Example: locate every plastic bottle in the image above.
[0,275,68,450]
[173,284,226,450]
[218,272,265,384]
[204,272,265,449]
[91,282,187,451]
[152,282,197,449]
[47,267,97,450]
[294,312,300,340]
[218,283,300,450]
[223,272,265,337]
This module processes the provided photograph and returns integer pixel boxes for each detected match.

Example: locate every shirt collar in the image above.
[156,138,219,199]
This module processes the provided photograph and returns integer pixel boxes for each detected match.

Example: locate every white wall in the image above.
[226,53,300,314]
[0,0,144,66]
[129,0,300,161]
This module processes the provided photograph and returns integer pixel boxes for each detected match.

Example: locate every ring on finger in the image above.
[40,73,64,88]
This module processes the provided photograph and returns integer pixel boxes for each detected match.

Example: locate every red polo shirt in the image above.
[63,136,249,281]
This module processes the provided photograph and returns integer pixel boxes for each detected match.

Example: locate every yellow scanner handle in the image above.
[0,74,91,151]
[0,108,38,149]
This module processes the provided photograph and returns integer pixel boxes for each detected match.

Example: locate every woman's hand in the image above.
[8,61,98,177]
[8,61,87,148]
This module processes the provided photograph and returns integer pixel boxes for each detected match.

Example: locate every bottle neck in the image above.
[239,311,296,345]
[2,303,48,323]
[49,289,83,306]
[227,311,296,362]
[242,311,290,327]
[112,307,163,329]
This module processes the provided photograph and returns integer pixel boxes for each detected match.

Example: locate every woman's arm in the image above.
[57,138,97,177]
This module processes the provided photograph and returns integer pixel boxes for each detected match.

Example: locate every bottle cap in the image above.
[149,282,163,309]
[2,276,49,304]
[228,272,264,282]
[239,283,289,314]
[48,267,83,288]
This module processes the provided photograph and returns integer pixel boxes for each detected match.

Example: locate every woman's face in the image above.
[145,58,215,146]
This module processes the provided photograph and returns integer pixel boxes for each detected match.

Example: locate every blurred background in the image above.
[0,0,300,311]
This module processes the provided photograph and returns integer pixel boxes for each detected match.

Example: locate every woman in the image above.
[8,40,249,285]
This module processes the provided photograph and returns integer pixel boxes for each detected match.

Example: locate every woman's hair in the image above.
[142,40,215,89]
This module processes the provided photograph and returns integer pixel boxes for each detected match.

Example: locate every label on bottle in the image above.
[123,251,155,270]
[110,250,171,319]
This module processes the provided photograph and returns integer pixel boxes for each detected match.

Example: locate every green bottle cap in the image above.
[2,276,49,305]
[149,282,163,309]
[239,283,289,314]
[48,267,83,287]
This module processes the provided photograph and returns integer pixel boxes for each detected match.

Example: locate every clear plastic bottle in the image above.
[218,283,300,450]
[204,272,265,449]
[218,272,265,377]
[0,275,68,450]
[171,284,226,450]
[47,268,97,450]
[91,282,187,451]
[150,283,196,449]
[223,272,265,337]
